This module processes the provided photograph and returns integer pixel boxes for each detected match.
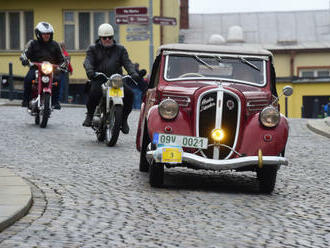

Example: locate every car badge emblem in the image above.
[200,97,216,112]
[227,100,234,110]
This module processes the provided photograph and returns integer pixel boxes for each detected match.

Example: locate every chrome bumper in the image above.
[146,149,288,171]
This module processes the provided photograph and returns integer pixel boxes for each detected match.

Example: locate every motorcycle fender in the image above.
[43,88,51,94]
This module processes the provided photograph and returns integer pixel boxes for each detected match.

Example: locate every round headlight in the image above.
[158,99,179,120]
[41,62,53,75]
[259,106,280,128]
[110,74,123,88]
[211,129,225,142]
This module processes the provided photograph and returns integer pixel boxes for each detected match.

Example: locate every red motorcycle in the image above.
[25,60,62,128]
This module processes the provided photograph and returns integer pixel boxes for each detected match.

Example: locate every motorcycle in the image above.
[21,54,64,128]
[91,73,135,146]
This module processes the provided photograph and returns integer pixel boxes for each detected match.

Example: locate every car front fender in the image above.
[238,114,289,156]
[146,106,193,141]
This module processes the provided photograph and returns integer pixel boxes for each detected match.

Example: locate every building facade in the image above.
[182,10,330,118]
[0,0,180,94]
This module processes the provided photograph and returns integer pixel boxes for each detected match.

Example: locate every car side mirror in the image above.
[272,85,294,105]
[283,85,293,97]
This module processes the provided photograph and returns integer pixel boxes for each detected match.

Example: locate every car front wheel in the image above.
[257,166,278,194]
[149,161,164,188]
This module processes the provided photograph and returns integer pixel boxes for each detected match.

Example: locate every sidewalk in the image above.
[306,117,330,138]
[0,168,32,232]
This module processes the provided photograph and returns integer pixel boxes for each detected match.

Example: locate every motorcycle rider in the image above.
[82,23,139,134]
[20,22,67,110]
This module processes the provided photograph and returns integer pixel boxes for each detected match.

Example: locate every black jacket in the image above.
[23,39,65,65]
[83,40,138,79]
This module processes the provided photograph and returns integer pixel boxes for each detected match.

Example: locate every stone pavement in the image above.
[0,98,84,233]
[0,98,329,236]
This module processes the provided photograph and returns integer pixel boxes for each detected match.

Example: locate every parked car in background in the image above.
[136,44,293,193]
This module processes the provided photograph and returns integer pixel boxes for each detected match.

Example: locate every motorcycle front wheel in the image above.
[105,105,123,147]
[35,113,40,125]
[40,93,51,128]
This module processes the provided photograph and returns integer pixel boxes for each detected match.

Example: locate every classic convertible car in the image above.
[136,44,293,193]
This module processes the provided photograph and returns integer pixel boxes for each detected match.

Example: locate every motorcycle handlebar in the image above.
[94,73,138,85]
[21,54,67,72]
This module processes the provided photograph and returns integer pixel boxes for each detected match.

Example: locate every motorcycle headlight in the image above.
[110,74,123,88]
[158,99,179,120]
[259,106,280,128]
[41,62,53,75]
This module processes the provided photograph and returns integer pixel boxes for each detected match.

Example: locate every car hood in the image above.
[224,82,272,100]
[161,81,271,100]
[161,81,210,95]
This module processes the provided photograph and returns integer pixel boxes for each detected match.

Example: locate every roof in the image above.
[183,10,330,50]
[157,43,273,56]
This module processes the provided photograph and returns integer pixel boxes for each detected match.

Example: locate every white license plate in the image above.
[154,133,208,149]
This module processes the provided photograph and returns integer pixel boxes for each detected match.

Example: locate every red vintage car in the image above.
[136,44,293,193]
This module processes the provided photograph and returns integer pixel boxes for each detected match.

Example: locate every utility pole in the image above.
[149,0,154,73]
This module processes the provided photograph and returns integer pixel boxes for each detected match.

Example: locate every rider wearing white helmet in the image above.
[82,23,139,133]
[20,22,67,109]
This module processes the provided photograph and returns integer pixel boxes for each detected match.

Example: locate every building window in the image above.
[0,11,34,51]
[299,68,330,78]
[64,10,119,51]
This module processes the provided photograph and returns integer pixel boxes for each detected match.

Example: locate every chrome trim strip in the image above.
[213,86,224,159]
[163,51,269,60]
[147,150,288,171]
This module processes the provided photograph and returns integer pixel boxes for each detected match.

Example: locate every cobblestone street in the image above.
[0,106,329,247]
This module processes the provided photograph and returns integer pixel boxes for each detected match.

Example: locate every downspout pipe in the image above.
[160,0,164,45]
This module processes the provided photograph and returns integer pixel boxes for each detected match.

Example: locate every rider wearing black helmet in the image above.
[20,22,67,109]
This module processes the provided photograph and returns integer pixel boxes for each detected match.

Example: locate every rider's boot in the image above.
[21,99,28,107]
[82,113,94,127]
[52,86,61,110]
[121,115,130,134]
[53,101,61,110]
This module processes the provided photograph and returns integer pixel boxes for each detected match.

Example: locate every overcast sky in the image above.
[189,0,330,13]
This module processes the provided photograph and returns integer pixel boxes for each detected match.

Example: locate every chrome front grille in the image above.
[197,88,241,160]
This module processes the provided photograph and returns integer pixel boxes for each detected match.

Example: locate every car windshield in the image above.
[165,54,266,85]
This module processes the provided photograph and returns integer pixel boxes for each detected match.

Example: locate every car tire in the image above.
[257,166,277,194]
[139,123,150,172]
[149,161,164,188]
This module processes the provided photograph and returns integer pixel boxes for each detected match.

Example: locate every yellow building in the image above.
[272,48,330,118]
[0,0,180,100]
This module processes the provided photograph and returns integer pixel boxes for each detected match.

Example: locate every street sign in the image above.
[152,16,177,26]
[128,15,149,25]
[126,24,149,41]
[115,16,128,25]
[127,34,150,41]
[116,7,148,16]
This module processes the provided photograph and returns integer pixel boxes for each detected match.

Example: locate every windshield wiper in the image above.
[214,55,222,62]
[193,55,213,71]
[239,57,260,71]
